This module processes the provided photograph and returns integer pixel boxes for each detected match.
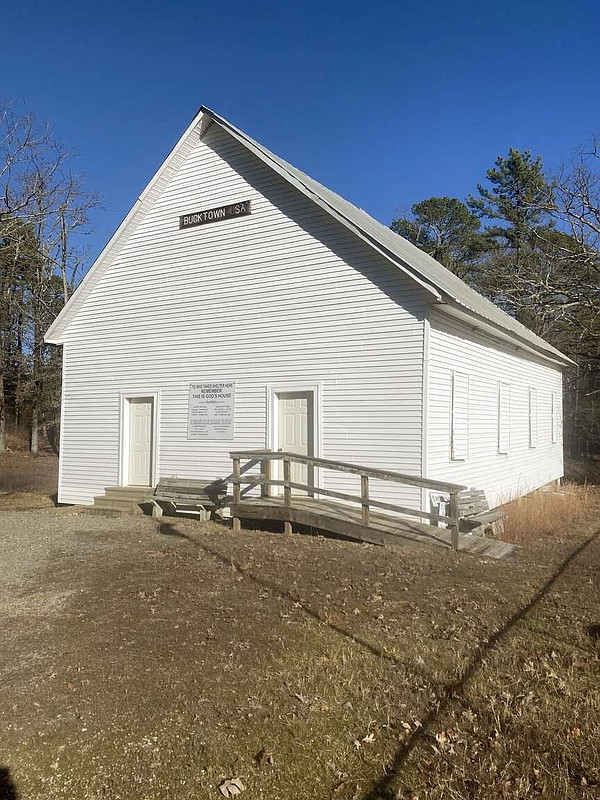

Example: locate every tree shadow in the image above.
[154,520,435,685]
[153,517,600,799]
[155,520,189,539]
[587,623,600,640]
[359,528,600,799]
[0,766,18,800]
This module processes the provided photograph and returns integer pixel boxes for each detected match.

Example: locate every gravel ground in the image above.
[0,494,599,799]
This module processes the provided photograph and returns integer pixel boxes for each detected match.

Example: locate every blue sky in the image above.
[4,0,599,263]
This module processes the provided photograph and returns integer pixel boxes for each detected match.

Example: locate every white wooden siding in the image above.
[450,371,469,461]
[551,391,561,444]
[57,124,429,507]
[426,309,563,507]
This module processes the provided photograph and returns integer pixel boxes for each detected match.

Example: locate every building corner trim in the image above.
[421,309,431,512]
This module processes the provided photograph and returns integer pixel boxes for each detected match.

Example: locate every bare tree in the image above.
[546,139,600,457]
[0,100,99,452]
[552,137,600,245]
[391,143,600,457]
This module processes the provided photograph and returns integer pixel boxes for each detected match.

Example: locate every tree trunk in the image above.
[0,370,5,454]
[60,207,69,304]
[30,403,39,454]
[30,298,42,455]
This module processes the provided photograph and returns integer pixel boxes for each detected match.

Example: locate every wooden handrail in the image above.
[234,477,457,524]
[228,449,465,551]
[230,450,466,493]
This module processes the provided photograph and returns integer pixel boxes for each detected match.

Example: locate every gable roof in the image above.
[46,107,572,366]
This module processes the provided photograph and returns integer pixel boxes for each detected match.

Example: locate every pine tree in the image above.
[391,197,482,276]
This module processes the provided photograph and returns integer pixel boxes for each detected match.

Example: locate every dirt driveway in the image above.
[1,498,599,799]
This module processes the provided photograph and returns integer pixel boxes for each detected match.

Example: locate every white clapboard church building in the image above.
[45,107,569,515]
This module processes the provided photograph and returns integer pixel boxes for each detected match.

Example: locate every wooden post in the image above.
[283,457,292,534]
[361,474,370,526]
[261,457,271,497]
[449,490,459,551]
[283,458,291,507]
[232,456,241,533]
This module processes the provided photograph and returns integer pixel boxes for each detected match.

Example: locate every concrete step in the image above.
[101,486,153,501]
[92,497,145,515]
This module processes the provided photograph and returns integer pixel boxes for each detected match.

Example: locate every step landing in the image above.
[86,485,154,517]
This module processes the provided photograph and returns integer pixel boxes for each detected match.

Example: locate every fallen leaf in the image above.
[218,777,245,797]
[362,732,375,744]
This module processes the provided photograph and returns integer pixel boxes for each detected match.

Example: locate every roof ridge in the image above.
[201,108,571,365]
[47,106,572,366]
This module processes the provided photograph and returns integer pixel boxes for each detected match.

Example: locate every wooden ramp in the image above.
[229,496,516,560]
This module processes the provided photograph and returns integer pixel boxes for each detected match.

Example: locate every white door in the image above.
[277,392,314,494]
[128,398,153,486]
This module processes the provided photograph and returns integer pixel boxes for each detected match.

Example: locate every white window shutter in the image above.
[451,372,469,460]
[529,388,538,448]
[498,382,510,454]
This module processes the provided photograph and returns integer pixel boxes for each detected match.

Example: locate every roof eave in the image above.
[434,300,575,367]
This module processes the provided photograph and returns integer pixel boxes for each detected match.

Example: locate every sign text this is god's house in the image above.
[188,381,235,440]
[179,200,251,230]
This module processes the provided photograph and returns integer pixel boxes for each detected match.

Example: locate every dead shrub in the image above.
[502,483,597,546]
[4,427,30,451]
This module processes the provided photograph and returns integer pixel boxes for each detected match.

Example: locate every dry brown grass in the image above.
[4,426,31,451]
[0,450,58,503]
[1,459,599,799]
[3,508,598,800]
[502,483,597,546]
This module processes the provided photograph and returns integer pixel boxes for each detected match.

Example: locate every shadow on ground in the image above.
[0,767,18,800]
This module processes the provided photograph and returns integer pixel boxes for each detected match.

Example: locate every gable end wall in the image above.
[58,125,429,507]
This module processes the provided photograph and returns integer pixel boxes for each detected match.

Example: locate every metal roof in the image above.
[47,106,572,365]
[202,107,572,366]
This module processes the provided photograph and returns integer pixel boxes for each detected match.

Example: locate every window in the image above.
[529,388,538,448]
[498,382,510,454]
[451,371,469,460]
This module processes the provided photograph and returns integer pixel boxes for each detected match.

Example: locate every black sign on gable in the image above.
[179,200,251,230]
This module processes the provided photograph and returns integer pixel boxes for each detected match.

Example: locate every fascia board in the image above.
[435,301,575,368]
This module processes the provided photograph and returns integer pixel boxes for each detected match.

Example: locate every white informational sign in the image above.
[187,381,235,440]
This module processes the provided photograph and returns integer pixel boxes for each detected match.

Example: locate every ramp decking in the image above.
[228,495,516,560]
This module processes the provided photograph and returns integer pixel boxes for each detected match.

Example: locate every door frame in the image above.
[118,390,160,487]
[266,383,322,495]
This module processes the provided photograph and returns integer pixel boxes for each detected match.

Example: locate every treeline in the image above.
[0,102,98,452]
[1,101,598,459]
[391,146,600,459]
